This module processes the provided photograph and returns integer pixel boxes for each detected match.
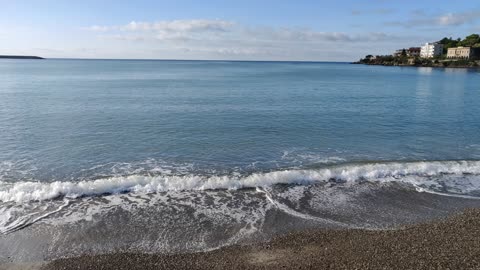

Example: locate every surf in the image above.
[1,160,480,203]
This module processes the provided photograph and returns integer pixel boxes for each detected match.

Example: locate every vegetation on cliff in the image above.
[439,34,480,54]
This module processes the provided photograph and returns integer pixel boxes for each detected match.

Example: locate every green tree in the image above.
[439,37,460,54]
[459,34,480,47]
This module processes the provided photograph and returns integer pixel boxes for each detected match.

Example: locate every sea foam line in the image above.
[256,187,349,227]
[1,160,480,203]
[0,199,70,234]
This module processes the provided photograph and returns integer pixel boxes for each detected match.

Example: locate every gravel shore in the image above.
[43,209,480,270]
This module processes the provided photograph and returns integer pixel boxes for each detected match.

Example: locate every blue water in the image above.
[3,59,480,259]
[1,59,479,182]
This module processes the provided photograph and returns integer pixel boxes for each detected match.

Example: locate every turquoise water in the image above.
[1,60,479,183]
[2,60,480,259]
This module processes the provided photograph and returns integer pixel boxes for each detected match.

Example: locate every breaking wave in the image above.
[1,160,480,203]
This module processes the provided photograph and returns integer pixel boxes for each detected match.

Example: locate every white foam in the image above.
[256,187,349,227]
[1,160,480,203]
[0,200,70,234]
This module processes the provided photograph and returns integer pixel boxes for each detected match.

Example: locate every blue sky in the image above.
[1,0,479,61]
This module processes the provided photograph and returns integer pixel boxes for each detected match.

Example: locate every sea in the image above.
[1,59,480,262]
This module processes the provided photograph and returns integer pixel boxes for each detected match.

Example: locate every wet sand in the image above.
[41,208,480,270]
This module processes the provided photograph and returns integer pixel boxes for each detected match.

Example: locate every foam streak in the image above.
[1,160,480,203]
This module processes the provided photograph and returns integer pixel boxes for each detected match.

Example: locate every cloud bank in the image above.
[83,19,408,60]
[88,19,233,33]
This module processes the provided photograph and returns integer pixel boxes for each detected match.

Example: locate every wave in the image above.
[1,160,480,203]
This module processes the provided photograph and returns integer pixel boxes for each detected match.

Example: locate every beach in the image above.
[2,1,480,269]
[40,209,480,270]
[1,60,480,269]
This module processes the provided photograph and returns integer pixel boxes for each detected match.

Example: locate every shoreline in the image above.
[352,62,480,69]
[39,208,480,270]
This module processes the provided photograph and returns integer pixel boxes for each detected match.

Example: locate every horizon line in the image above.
[41,57,352,63]
[1,54,357,63]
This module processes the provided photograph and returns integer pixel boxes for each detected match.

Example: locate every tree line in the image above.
[439,34,480,54]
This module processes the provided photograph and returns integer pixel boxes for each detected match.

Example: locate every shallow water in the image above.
[0,59,480,262]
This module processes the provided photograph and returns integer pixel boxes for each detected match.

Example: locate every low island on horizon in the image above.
[0,55,44,59]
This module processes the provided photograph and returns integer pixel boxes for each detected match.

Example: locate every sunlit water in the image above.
[1,59,480,261]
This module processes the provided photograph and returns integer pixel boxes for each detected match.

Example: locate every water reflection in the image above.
[417,67,433,75]
[444,68,468,74]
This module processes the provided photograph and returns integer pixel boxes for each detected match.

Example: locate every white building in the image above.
[446,47,480,60]
[420,42,444,58]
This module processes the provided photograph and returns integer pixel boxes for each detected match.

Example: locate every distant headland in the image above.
[354,34,480,68]
[0,55,44,59]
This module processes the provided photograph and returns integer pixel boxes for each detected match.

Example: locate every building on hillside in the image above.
[407,47,421,57]
[446,47,480,60]
[420,42,444,58]
[407,58,416,65]
[393,49,406,57]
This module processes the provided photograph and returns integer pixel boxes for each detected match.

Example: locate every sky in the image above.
[1,0,480,61]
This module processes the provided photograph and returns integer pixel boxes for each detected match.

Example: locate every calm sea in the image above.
[1,59,480,261]
[1,60,479,180]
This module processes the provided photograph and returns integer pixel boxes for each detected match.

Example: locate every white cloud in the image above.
[437,11,480,26]
[79,19,418,60]
[86,19,233,33]
[386,10,480,28]
[123,19,233,32]
[87,19,400,44]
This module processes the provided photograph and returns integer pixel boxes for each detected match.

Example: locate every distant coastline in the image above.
[352,58,480,69]
[0,55,44,59]
[354,33,480,69]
